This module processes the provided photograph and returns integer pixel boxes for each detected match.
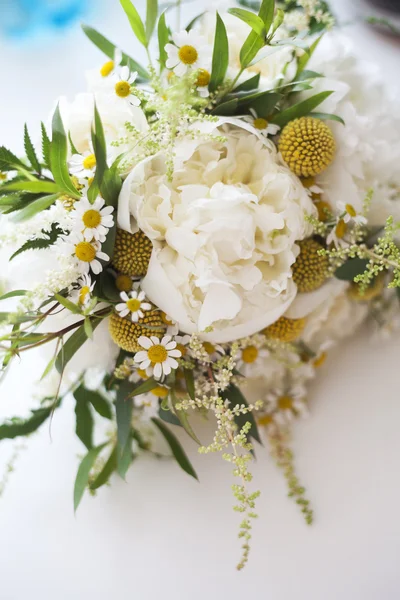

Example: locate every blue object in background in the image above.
[0,0,88,39]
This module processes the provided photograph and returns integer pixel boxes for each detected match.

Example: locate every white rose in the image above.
[199,10,293,89]
[118,120,315,343]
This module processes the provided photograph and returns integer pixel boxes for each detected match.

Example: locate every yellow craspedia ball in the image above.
[109,311,164,353]
[111,228,153,277]
[292,238,329,293]
[278,117,336,178]
[263,316,306,343]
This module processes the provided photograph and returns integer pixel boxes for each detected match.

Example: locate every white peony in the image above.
[199,9,292,89]
[118,120,315,343]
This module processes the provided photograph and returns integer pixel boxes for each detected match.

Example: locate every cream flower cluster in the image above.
[119,120,315,343]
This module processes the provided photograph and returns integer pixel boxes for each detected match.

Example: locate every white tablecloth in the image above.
[0,1,400,598]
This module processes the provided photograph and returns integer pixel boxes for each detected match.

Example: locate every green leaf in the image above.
[239,0,274,67]
[89,108,122,208]
[170,391,200,445]
[84,317,93,340]
[81,388,113,420]
[120,0,147,47]
[269,7,284,38]
[115,389,132,464]
[146,0,158,41]
[81,24,149,80]
[0,146,27,173]
[310,111,345,125]
[335,258,369,281]
[221,384,262,445]
[271,91,333,127]
[295,34,323,78]
[74,391,94,450]
[157,11,169,70]
[183,369,195,400]
[228,8,265,36]
[212,98,239,116]
[0,290,26,301]
[74,443,107,511]
[2,180,61,194]
[10,224,63,260]
[41,122,51,168]
[237,90,281,116]
[68,132,79,156]
[55,319,101,374]
[0,405,57,441]
[124,377,159,399]
[234,73,260,92]
[50,105,81,199]
[158,405,182,427]
[12,193,59,223]
[151,418,198,480]
[209,13,229,93]
[90,446,117,490]
[117,435,133,478]
[24,124,41,173]
[185,12,205,32]
[55,294,81,315]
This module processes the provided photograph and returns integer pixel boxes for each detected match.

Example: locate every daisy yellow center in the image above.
[178,45,198,65]
[115,274,132,292]
[115,81,131,98]
[176,343,187,357]
[82,209,101,228]
[148,344,168,364]
[335,219,347,239]
[196,68,210,87]
[79,285,90,305]
[75,241,96,263]
[137,368,148,379]
[345,203,357,217]
[258,414,273,427]
[151,386,169,398]
[241,346,258,364]
[203,342,215,355]
[100,60,114,77]
[301,177,315,189]
[253,117,268,130]
[126,298,141,312]
[278,395,293,411]
[83,154,96,170]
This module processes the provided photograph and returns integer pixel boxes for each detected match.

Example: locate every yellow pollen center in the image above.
[83,154,96,170]
[196,68,210,87]
[178,45,198,65]
[203,342,215,355]
[148,344,168,364]
[151,386,169,398]
[335,219,347,239]
[79,286,90,305]
[253,117,268,130]
[126,298,141,312]
[241,346,259,364]
[75,241,96,263]
[115,274,132,292]
[258,414,273,427]
[278,395,294,411]
[301,177,315,189]
[137,368,148,379]
[82,209,101,228]
[115,80,131,98]
[176,343,187,357]
[100,60,115,77]
[345,203,357,217]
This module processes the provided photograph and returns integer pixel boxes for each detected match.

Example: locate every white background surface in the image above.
[0,1,400,599]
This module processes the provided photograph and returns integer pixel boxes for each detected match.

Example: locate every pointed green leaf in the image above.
[209,13,229,93]
[0,290,27,301]
[212,98,239,116]
[117,435,133,478]
[55,319,101,374]
[81,24,149,80]
[74,443,107,511]
[24,124,41,173]
[50,105,80,199]
[90,446,117,490]
[41,122,51,168]
[310,112,345,125]
[151,418,198,480]
[55,294,81,315]
[271,91,333,127]
[120,0,147,47]
[2,180,61,194]
[75,387,113,420]
[74,392,94,450]
[12,193,59,223]
[239,0,274,67]
[295,34,323,78]
[228,8,265,36]
[10,224,62,260]
[0,146,27,173]
[183,369,195,400]
[234,73,260,92]
[146,0,158,41]
[115,390,132,463]
[170,391,200,445]
[158,406,182,427]
[157,11,169,70]
[125,377,158,399]
[185,12,205,32]
[0,405,57,441]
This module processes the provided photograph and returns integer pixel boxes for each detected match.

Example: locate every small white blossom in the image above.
[134,335,181,380]
[72,196,114,242]
[165,30,210,76]
[116,289,151,322]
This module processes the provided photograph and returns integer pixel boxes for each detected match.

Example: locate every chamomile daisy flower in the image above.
[69,151,97,178]
[64,233,109,275]
[134,335,181,380]
[113,66,141,107]
[266,384,308,426]
[244,109,280,137]
[73,197,114,242]
[73,273,95,307]
[174,334,192,359]
[165,30,210,77]
[195,68,211,97]
[236,344,269,378]
[337,201,367,225]
[326,218,349,248]
[116,289,151,322]
[133,393,160,419]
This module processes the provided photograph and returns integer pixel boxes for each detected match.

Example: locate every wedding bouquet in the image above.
[1,0,399,569]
